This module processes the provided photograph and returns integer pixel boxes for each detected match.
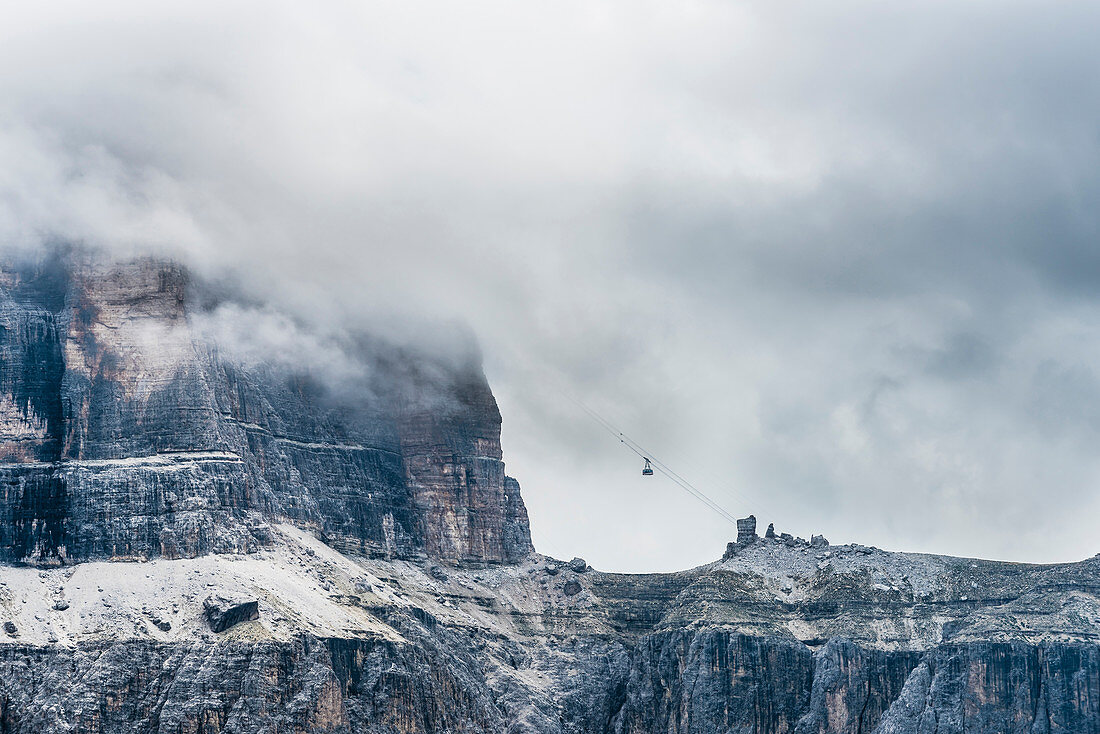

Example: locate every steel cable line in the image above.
[561,392,745,527]
[568,394,776,520]
[570,398,732,510]
[618,431,773,522]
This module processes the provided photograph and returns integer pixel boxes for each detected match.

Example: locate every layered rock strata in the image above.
[0,249,531,566]
[0,527,1098,732]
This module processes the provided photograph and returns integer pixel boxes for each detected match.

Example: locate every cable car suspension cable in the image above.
[573,396,773,520]
[564,394,744,527]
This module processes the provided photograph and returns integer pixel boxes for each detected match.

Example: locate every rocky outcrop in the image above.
[0,249,532,566]
[204,595,260,632]
[613,633,1098,733]
[737,514,758,544]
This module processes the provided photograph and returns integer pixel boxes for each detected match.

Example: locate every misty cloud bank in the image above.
[2,0,1100,571]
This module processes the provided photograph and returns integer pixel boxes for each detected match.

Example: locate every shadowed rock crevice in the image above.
[0,256,71,562]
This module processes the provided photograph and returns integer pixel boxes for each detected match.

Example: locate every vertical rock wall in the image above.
[0,249,532,565]
[1,630,1097,733]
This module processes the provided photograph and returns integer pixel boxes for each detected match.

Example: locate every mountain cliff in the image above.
[0,250,1097,733]
[0,249,532,565]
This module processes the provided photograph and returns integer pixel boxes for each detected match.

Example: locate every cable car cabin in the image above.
[642,458,654,476]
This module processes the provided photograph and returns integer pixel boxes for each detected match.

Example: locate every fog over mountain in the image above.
[3,0,1100,571]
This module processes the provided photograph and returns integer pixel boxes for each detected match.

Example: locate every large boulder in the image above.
[203,596,259,632]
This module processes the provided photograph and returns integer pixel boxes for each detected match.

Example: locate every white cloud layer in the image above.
[3,0,1100,571]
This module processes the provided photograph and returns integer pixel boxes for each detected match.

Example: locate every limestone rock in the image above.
[736,515,757,544]
[203,595,259,632]
[723,541,738,560]
[0,479,1095,734]
[0,250,533,566]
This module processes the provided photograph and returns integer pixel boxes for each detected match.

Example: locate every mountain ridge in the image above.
[0,248,1097,733]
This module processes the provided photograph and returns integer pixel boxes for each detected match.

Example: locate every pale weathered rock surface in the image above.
[0,249,1097,733]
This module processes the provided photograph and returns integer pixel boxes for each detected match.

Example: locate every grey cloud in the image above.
[2,0,1100,571]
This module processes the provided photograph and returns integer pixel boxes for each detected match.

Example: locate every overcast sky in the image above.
[3,0,1100,572]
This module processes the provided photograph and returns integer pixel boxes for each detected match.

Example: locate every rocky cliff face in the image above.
[1,529,1098,733]
[0,250,1097,734]
[0,249,532,566]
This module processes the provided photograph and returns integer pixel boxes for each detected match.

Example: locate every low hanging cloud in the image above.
[2,0,1100,571]
[190,303,370,388]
